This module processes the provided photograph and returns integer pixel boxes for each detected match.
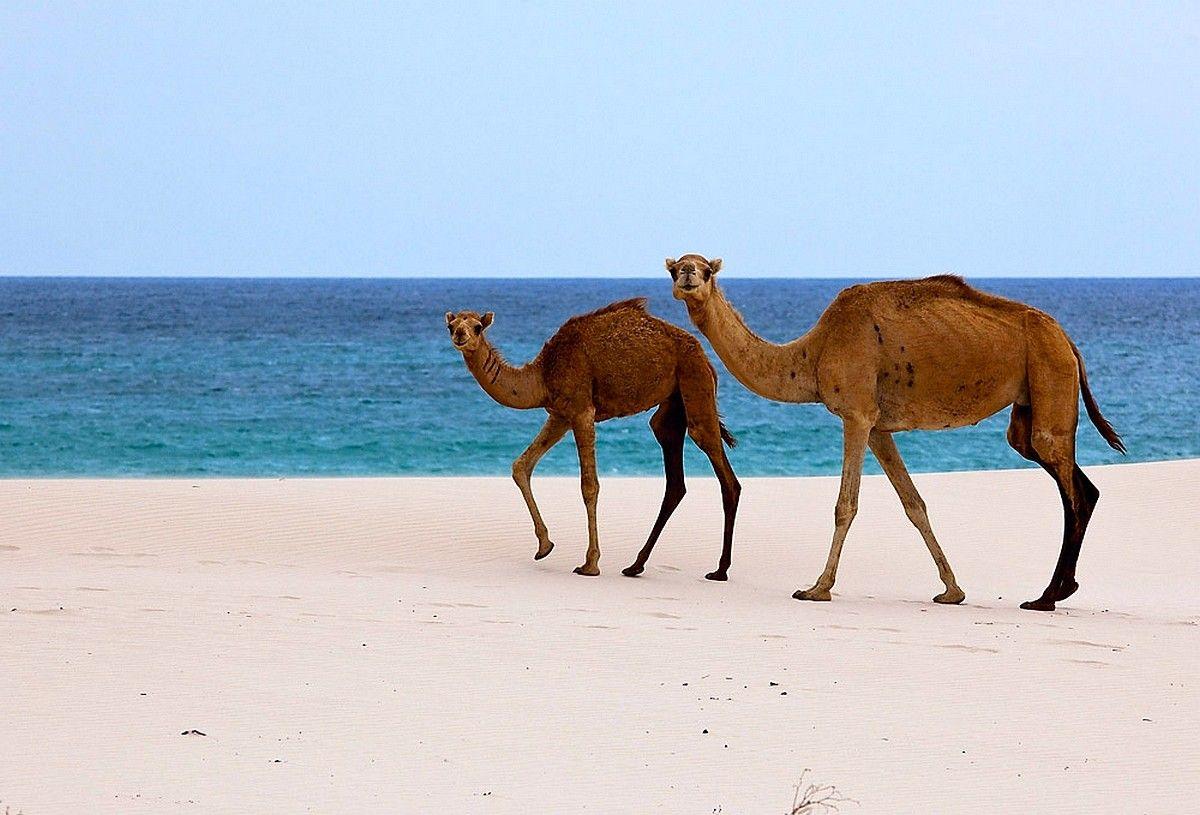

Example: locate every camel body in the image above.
[670,255,1123,610]
[447,299,740,579]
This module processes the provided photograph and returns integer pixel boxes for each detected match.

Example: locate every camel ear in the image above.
[481,312,494,329]
[665,258,677,277]
[445,312,454,326]
[709,258,722,275]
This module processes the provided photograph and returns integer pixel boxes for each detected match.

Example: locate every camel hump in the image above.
[581,297,649,318]
[924,273,970,287]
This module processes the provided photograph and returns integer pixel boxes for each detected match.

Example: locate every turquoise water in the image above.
[0,278,1196,477]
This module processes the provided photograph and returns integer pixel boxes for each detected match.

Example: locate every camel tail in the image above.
[1070,340,1126,454]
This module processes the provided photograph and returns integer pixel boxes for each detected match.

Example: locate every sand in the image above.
[1,460,1196,813]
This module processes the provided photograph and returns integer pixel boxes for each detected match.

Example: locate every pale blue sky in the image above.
[1,2,1196,278]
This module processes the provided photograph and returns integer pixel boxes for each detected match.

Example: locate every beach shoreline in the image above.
[2,460,1197,812]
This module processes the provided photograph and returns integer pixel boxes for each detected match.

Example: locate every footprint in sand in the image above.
[932,643,1000,654]
[0,545,20,552]
[655,565,681,572]
[646,611,682,620]
[1053,639,1125,651]
[198,559,225,566]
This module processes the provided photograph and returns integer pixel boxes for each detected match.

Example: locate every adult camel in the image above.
[668,254,1123,611]
[447,298,740,580]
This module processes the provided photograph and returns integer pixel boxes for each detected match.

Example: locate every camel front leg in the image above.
[794,416,872,601]
[868,430,965,604]
[572,411,601,576]
[512,414,570,560]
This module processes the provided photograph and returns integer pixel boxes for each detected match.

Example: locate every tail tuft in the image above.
[719,420,737,449]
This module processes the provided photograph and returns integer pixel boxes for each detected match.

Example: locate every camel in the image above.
[667,254,1125,611]
[446,298,741,579]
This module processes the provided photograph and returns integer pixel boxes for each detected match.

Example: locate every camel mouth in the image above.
[452,338,470,349]
[678,283,699,293]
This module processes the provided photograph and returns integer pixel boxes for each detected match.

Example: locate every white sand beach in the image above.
[1,460,1196,813]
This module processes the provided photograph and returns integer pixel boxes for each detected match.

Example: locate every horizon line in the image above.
[1,274,1197,281]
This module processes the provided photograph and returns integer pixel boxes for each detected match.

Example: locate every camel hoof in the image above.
[1020,597,1056,611]
[933,587,966,605]
[793,587,831,602]
[621,564,644,578]
[533,541,554,560]
[704,570,728,582]
[1054,580,1079,601]
[573,565,599,577]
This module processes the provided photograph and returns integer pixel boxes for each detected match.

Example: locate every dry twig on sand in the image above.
[788,769,855,814]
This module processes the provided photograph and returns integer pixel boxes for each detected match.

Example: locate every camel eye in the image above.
[473,324,482,335]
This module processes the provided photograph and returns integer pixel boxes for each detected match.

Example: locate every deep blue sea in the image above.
[0,278,1196,477]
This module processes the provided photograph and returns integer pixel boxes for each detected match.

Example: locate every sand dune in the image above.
[1,461,1197,813]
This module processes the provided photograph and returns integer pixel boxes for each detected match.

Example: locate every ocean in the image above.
[0,277,1196,477]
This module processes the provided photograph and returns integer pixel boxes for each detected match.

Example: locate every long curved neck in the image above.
[462,339,546,410]
[686,284,819,403]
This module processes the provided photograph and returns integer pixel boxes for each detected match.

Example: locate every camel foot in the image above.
[792,587,831,602]
[933,586,966,605]
[1020,597,1057,611]
[573,564,600,577]
[704,570,728,582]
[533,541,554,560]
[621,563,644,578]
[1054,579,1079,601]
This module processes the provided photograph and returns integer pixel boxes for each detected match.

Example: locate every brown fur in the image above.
[669,255,1123,610]
[446,299,740,579]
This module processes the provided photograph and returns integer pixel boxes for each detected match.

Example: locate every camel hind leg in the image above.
[623,394,688,577]
[1007,383,1100,611]
[677,358,740,581]
[571,408,602,576]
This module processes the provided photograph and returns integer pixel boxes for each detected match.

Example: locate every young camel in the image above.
[668,254,1124,611]
[446,298,741,579]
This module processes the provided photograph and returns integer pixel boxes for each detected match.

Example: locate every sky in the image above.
[1,2,1197,278]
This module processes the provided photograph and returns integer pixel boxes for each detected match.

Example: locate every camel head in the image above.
[445,309,494,353]
[667,254,722,305]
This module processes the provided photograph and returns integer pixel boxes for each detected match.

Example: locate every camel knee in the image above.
[834,496,858,528]
[580,475,599,503]
[511,457,531,488]
[724,477,741,504]
[902,494,928,525]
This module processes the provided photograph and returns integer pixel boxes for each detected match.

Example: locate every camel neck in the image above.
[463,339,546,410]
[687,284,820,403]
